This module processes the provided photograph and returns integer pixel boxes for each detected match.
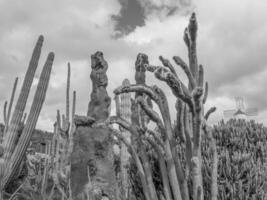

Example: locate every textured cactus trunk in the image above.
[68,90,76,158]
[71,51,116,200]
[134,54,159,200]
[116,79,132,199]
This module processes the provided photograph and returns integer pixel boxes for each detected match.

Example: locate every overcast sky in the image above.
[0,0,266,131]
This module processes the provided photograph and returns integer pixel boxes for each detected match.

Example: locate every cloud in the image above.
[0,0,266,132]
[112,0,145,36]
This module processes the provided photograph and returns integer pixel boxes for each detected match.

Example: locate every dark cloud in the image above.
[112,0,145,36]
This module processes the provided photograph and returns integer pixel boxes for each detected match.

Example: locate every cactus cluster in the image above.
[105,13,218,200]
[0,12,266,200]
[0,35,54,199]
[212,119,267,199]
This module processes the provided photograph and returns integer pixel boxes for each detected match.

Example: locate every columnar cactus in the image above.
[115,79,132,199]
[0,35,54,198]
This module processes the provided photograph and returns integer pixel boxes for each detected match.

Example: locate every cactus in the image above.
[0,35,54,197]
[5,77,19,133]
[66,63,71,124]
[104,13,219,200]
[115,79,132,199]
[49,62,77,199]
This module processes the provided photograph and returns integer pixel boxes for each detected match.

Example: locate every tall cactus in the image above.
[116,79,132,199]
[2,35,44,161]
[0,35,54,197]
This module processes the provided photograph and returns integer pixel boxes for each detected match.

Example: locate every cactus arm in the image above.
[175,99,185,142]
[66,63,70,124]
[186,13,199,80]
[198,65,204,88]
[68,90,76,155]
[173,55,196,88]
[114,84,158,101]
[6,77,19,128]
[204,107,217,121]
[3,101,7,127]
[133,84,184,200]
[139,144,159,200]
[192,87,203,154]
[4,52,54,188]
[114,94,121,117]
[146,65,194,110]
[57,110,61,130]
[72,91,76,121]
[136,96,165,134]
[183,105,193,167]
[62,114,66,130]
[21,113,27,124]
[157,151,172,200]
[3,35,44,160]
[107,116,140,137]
[203,82,208,104]
[114,84,183,200]
[159,55,177,77]
[107,127,152,200]
[146,129,164,149]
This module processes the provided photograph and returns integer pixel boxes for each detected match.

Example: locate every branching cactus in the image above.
[103,13,218,200]
[0,35,54,198]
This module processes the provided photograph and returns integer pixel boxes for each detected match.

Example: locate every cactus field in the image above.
[0,11,266,200]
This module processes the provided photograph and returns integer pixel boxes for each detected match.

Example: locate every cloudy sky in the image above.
[0,0,267,131]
